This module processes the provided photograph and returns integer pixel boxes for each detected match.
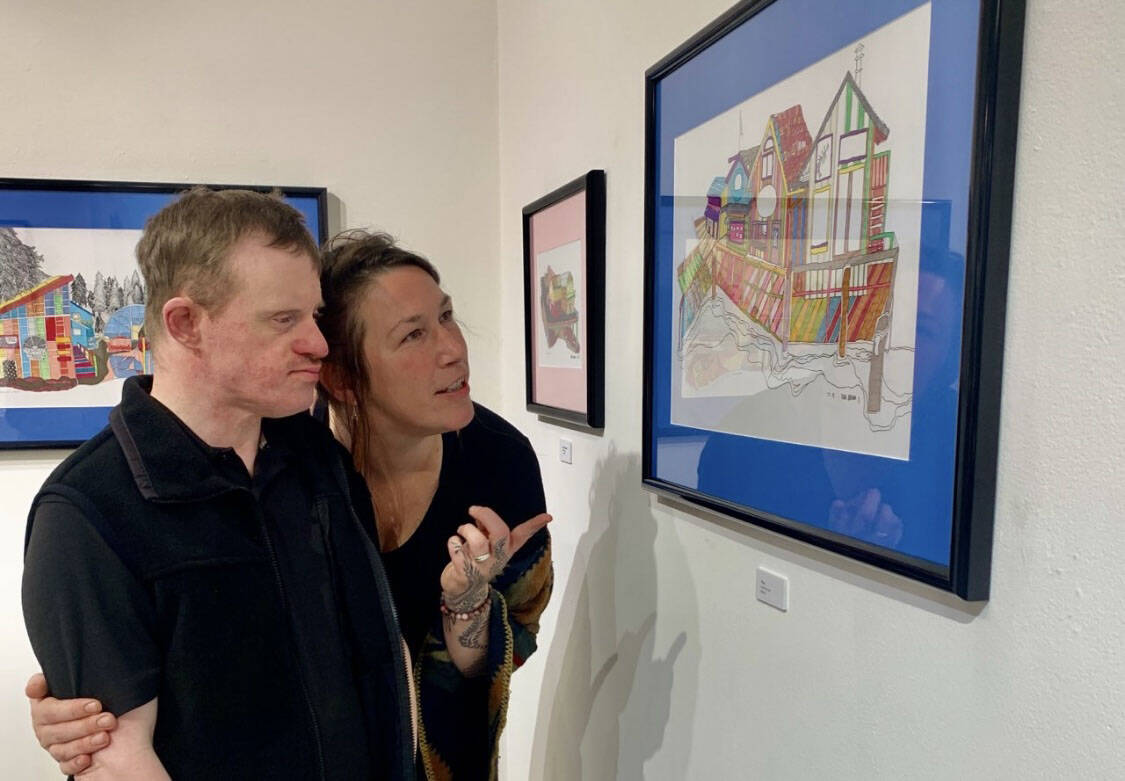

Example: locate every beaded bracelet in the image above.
[440,587,491,621]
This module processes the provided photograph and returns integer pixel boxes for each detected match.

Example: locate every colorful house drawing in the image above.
[539,266,581,354]
[104,304,153,378]
[789,71,897,353]
[718,148,756,245]
[68,301,99,380]
[680,72,898,359]
[704,176,726,239]
[0,275,77,385]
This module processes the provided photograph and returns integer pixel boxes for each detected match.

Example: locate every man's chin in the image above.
[262,392,319,420]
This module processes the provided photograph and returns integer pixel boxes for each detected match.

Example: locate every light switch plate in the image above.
[559,438,573,464]
[756,567,789,612]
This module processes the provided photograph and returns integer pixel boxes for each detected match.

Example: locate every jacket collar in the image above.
[110,375,259,503]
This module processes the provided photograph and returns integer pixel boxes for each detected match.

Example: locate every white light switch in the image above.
[559,438,573,464]
[756,567,789,612]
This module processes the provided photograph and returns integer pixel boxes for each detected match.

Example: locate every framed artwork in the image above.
[0,178,328,448]
[523,170,606,429]
[642,0,1025,600]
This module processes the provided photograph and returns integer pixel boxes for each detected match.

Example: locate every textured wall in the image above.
[496,0,1125,778]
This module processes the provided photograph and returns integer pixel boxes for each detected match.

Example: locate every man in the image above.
[22,188,414,779]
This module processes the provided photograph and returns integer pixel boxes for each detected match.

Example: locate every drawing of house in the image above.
[68,301,99,380]
[790,71,897,352]
[539,266,581,354]
[693,106,813,347]
[680,72,898,362]
[104,304,153,377]
[0,275,77,387]
[718,148,756,246]
[703,176,726,239]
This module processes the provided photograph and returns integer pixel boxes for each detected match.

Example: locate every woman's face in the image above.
[356,265,475,441]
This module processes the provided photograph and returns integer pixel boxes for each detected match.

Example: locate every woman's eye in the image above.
[440,308,455,323]
[403,328,424,343]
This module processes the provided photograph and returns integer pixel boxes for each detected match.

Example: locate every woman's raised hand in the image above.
[440,506,551,610]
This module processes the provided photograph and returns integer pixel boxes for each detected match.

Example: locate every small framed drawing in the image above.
[0,178,328,449]
[523,170,606,429]
[642,0,1026,599]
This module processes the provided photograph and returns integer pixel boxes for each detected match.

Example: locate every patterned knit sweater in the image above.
[416,530,553,780]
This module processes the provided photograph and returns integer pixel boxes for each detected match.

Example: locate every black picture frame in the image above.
[642,0,1025,600]
[0,177,328,449]
[523,170,606,430]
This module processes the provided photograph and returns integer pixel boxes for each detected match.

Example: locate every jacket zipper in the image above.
[328,457,416,779]
[357,512,416,778]
[253,494,328,781]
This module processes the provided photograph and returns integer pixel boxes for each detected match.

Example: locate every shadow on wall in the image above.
[531,448,699,779]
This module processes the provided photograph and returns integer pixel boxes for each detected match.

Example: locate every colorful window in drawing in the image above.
[834,169,864,256]
[814,136,832,182]
[788,199,806,268]
[838,128,867,166]
[730,220,744,242]
[761,137,774,182]
[810,187,830,250]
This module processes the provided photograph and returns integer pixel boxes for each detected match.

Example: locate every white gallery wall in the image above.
[495,0,1125,778]
[0,1,500,776]
[1,0,1123,779]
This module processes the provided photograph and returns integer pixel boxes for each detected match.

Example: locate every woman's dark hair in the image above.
[317,229,440,477]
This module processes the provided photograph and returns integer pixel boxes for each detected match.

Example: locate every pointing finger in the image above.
[509,513,552,555]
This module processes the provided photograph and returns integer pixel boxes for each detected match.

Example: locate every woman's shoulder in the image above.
[449,403,546,516]
[461,403,534,453]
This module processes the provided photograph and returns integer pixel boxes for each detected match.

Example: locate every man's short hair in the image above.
[136,187,320,343]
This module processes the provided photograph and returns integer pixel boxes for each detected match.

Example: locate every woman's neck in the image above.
[365,429,444,551]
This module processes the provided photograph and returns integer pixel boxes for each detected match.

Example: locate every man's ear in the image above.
[319,362,355,405]
[162,296,204,349]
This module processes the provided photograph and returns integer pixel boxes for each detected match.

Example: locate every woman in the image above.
[27,231,553,780]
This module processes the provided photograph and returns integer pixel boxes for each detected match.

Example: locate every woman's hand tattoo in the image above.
[443,556,488,613]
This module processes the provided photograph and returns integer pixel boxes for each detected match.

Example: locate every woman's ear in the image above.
[319,362,355,405]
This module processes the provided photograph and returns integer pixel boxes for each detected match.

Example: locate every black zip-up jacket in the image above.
[22,376,414,779]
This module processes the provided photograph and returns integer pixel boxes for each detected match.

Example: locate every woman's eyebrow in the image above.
[390,295,453,329]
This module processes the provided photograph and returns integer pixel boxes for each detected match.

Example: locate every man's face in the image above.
[197,233,327,419]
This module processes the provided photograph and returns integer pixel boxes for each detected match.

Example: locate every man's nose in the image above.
[297,319,329,359]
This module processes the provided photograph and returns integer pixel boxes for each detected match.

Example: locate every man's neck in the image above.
[150,372,262,475]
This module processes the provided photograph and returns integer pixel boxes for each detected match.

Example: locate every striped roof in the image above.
[771,105,813,188]
[0,275,73,315]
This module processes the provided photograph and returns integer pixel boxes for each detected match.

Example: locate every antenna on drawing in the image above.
[854,43,865,88]
[738,109,744,149]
